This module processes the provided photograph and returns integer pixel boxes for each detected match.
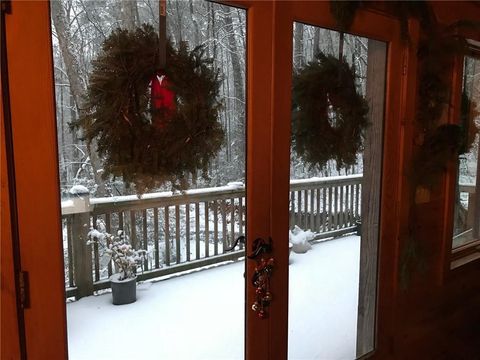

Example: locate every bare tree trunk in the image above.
[223,8,245,104]
[326,30,335,56]
[294,22,305,69]
[189,0,201,45]
[223,7,245,177]
[121,1,138,30]
[51,1,84,111]
[313,27,320,57]
[51,0,107,196]
[174,1,184,44]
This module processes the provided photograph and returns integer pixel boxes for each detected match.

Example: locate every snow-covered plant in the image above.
[289,225,313,254]
[106,230,147,280]
[88,229,147,281]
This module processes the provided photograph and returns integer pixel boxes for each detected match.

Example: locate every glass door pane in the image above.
[452,55,480,249]
[288,22,387,359]
[50,1,246,358]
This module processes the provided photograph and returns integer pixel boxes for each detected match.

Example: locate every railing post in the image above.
[69,186,93,299]
[467,192,476,229]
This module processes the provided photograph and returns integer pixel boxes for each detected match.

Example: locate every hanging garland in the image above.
[291,53,369,170]
[414,29,480,187]
[74,24,224,193]
[329,1,480,288]
[329,0,479,186]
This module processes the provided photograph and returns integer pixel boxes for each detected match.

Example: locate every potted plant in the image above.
[89,229,146,305]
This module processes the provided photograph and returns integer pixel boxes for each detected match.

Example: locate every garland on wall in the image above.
[329,1,479,186]
[413,31,474,187]
[74,24,224,193]
[329,1,480,288]
[291,53,369,171]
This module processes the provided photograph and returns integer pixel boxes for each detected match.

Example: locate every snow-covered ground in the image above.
[67,235,360,360]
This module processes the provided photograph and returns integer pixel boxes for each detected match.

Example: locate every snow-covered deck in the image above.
[67,235,360,360]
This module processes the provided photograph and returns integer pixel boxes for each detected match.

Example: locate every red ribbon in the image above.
[150,71,175,129]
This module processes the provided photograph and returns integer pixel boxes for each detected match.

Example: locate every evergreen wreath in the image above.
[74,24,224,193]
[292,53,369,170]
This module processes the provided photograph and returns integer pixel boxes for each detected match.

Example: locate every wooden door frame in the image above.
[4,1,68,359]
[223,1,286,358]
[1,29,23,359]
[5,0,280,359]
[271,2,407,359]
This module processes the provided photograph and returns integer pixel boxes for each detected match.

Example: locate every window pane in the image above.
[453,55,480,249]
[51,1,247,358]
[289,22,387,359]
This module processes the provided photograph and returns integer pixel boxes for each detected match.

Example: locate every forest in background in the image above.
[51,0,369,199]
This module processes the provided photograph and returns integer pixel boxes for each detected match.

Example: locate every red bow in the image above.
[150,71,175,129]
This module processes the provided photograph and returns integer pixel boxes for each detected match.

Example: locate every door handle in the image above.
[224,235,245,252]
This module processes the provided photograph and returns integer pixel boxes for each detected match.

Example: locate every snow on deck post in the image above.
[69,185,94,299]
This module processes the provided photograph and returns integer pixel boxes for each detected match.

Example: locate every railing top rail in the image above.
[92,183,245,214]
[61,174,363,215]
[289,174,362,191]
[459,183,476,193]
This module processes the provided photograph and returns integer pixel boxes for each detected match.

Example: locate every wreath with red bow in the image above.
[75,24,224,193]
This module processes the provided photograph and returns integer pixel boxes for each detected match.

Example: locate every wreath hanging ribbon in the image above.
[291,52,369,170]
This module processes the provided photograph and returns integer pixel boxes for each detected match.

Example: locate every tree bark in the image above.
[189,0,201,45]
[313,27,320,57]
[223,7,246,178]
[294,22,305,69]
[121,1,137,30]
[51,0,106,196]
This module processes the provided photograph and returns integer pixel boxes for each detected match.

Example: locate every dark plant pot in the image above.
[110,274,137,305]
[356,221,362,236]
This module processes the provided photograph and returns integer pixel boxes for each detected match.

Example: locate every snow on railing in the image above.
[62,175,362,299]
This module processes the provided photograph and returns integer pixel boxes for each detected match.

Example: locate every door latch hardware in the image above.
[225,235,245,252]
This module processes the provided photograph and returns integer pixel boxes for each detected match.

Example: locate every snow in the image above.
[290,174,362,186]
[61,199,74,208]
[87,229,105,242]
[90,182,245,205]
[67,235,360,360]
[69,185,90,195]
[289,225,314,254]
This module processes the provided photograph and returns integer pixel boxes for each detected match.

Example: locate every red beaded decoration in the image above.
[251,257,274,319]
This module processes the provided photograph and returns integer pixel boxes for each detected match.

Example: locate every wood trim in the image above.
[5,1,68,358]
[373,19,413,360]
[271,2,406,359]
[357,38,387,357]
[440,52,465,282]
[244,2,277,359]
[268,2,292,359]
[220,2,291,359]
[1,57,22,360]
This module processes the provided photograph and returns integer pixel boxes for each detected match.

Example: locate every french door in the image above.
[4,1,404,359]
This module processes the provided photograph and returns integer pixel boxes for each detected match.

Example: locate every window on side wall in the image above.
[452,52,480,267]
